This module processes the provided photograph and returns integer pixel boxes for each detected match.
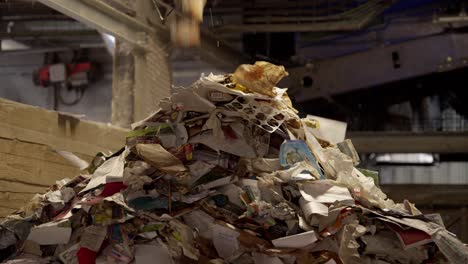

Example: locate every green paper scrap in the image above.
[358,168,379,186]
[126,124,173,138]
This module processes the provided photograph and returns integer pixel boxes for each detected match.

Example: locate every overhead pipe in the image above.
[213,0,391,33]
[215,10,385,33]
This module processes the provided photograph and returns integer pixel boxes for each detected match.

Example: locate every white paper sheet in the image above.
[135,243,174,264]
[299,181,354,204]
[80,153,125,193]
[212,224,240,260]
[55,150,89,170]
[103,193,135,212]
[291,172,315,181]
[271,230,318,248]
[138,231,158,239]
[299,198,329,222]
[161,88,216,113]
[182,210,215,240]
[306,115,347,145]
[196,176,234,191]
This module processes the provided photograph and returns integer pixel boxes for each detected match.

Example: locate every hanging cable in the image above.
[57,87,85,106]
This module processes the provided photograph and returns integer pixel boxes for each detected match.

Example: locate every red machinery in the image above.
[33,62,97,88]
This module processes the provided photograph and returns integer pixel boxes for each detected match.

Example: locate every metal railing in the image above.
[347,116,468,132]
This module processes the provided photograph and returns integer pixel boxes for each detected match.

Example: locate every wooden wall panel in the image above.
[0,98,130,217]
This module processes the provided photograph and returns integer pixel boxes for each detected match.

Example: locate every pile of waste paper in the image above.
[1,61,467,264]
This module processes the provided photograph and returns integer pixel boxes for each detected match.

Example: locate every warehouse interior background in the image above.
[1,0,468,242]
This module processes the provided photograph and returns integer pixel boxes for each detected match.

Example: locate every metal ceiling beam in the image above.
[0,30,98,38]
[293,33,468,103]
[215,19,373,33]
[38,0,249,70]
[37,0,155,50]
[213,0,389,33]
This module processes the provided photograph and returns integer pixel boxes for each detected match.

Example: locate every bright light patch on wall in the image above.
[376,153,434,164]
[101,33,116,56]
[1,39,30,51]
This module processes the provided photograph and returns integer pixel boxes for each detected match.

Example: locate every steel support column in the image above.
[111,40,135,128]
[133,0,172,121]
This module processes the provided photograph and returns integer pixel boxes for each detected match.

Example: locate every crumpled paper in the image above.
[233,61,289,97]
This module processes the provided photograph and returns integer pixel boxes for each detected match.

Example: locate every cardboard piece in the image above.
[27,220,71,245]
[135,144,186,173]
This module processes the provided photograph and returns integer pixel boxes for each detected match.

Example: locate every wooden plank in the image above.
[0,180,47,218]
[0,99,130,218]
[0,192,34,210]
[348,132,468,153]
[0,179,47,194]
[0,137,91,217]
[0,137,93,166]
[0,188,43,218]
[0,207,18,218]
[0,139,86,187]
[0,97,129,157]
[0,152,79,187]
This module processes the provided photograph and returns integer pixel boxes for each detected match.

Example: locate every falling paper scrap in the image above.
[1,61,468,264]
